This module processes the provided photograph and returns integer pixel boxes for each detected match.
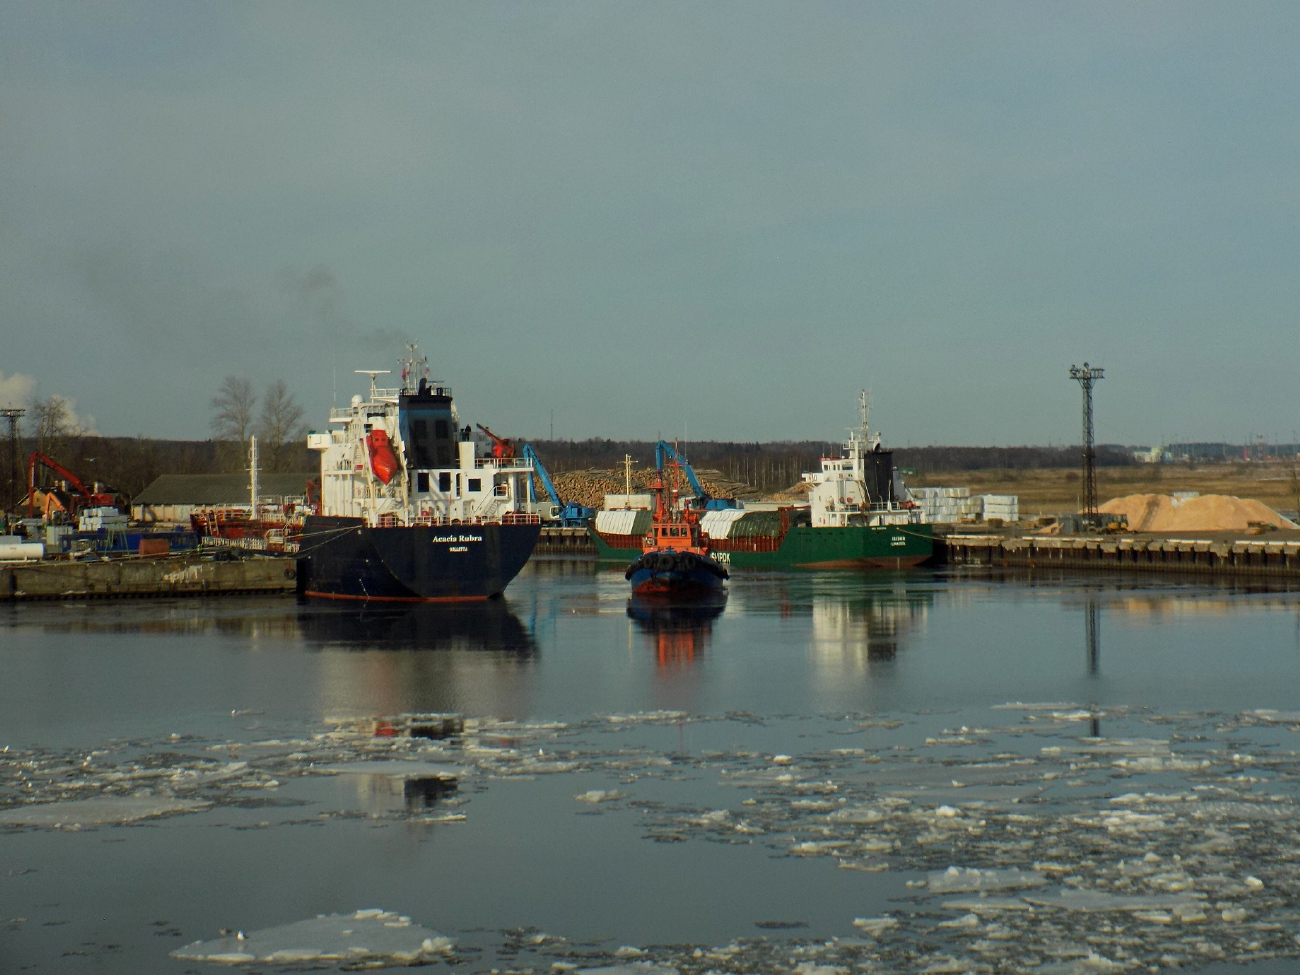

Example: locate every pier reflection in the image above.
[626,594,726,669]
[299,601,539,719]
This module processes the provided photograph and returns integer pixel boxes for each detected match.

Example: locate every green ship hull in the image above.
[587,522,933,570]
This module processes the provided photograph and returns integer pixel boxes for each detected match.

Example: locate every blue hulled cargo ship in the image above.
[297,346,541,602]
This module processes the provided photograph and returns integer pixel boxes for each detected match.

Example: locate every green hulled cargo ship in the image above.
[589,393,933,570]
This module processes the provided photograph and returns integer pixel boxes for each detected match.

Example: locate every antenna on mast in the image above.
[355,370,391,400]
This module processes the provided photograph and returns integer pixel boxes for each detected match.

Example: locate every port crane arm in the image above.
[521,445,562,508]
[27,451,111,517]
[521,444,594,527]
[654,441,707,500]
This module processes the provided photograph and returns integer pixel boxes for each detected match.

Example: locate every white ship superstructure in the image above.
[804,391,924,529]
[307,347,539,528]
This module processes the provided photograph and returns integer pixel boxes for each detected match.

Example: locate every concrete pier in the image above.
[941,532,1300,578]
[1,554,297,600]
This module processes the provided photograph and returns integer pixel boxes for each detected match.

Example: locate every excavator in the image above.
[26,452,124,522]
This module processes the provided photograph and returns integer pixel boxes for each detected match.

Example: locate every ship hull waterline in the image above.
[626,549,729,596]
[590,523,934,571]
[298,515,541,602]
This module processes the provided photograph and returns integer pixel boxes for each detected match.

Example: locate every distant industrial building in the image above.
[131,473,314,524]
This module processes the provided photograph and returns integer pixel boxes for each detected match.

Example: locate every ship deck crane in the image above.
[521,444,594,527]
[654,441,740,511]
[475,423,517,460]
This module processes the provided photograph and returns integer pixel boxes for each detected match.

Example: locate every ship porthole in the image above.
[284,568,296,580]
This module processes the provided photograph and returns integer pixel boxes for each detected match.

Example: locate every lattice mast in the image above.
[1,408,24,515]
[1069,363,1105,516]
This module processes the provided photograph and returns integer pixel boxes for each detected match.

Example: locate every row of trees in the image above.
[210,376,307,473]
[525,439,1137,495]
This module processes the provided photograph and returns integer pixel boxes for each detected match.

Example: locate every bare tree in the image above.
[211,376,257,443]
[29,394,88,459]
[258,380,306,472]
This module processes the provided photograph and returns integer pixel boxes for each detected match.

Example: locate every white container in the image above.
[603,494,653,510]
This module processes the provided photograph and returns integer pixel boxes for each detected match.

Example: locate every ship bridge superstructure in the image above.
[803,391,923,529]
[308,346,539,528]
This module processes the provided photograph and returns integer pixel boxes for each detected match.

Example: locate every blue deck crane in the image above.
[654,441,741,511]
[521,444,596,527]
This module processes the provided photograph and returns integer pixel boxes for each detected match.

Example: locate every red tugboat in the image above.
[624,455,729,596]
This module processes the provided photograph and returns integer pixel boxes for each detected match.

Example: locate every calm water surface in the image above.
[3,561,1300,973]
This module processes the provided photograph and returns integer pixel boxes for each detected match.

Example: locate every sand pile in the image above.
[1099,493,1297,532]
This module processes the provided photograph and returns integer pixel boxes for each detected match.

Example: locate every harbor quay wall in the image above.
[939,533,1300,578]
[536,527,597,556]
[1,554,296,601]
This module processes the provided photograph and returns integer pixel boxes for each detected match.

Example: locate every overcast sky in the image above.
[2,2,1297,446]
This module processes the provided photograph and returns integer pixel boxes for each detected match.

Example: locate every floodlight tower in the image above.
[1069,363,1105,518]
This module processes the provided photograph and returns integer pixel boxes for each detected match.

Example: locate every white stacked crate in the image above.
[911,486,980,523]
[977,494,1019,522]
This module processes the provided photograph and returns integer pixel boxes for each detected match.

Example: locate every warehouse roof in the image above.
[132,473,314,505]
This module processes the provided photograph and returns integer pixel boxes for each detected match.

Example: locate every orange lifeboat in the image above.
[366,429,400,484]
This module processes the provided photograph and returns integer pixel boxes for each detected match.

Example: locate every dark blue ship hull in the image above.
[625,549,728,596]
[297,515,540,602]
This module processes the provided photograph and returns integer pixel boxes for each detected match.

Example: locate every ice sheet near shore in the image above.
[10,705,1300,972]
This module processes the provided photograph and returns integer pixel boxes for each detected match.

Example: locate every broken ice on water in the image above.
[171,909,454,966]
[0,795,210,827]
[15,701,1300,972]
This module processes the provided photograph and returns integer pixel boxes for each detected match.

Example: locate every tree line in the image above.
[2,378,313,511]
[3,402,1135,512]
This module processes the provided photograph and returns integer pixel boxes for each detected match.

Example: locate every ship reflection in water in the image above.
[809,583,932,685]
[626,593,727,669]
[297,599,538,720]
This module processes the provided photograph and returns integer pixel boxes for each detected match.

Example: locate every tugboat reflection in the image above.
[626,593,727,669]
[809,585,931,682]
[297,600,538,718]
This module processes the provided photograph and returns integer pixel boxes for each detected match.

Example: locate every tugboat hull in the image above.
[298,515,540,602]
[626,550,729,596]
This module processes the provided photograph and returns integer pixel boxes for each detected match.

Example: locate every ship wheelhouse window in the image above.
[438,472,452,493]
[417,472,429,493]
[435,419,449,439]
[468,478,482,493]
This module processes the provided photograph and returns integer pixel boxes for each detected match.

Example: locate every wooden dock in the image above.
[1,554,297,600]
[941,532,1300,578]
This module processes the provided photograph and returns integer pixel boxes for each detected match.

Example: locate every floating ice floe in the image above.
[316,760,463,780]
[1246,709,1300,725]
[575,790,627,803]
[925,866,1047,894]
[850,916,898,936]
[171,909,453,966]
[0,796,210,827]
[575,965,679,975]
[1020,888,1208,913]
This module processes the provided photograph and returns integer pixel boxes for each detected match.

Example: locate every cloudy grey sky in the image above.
[2,2,1297,445]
